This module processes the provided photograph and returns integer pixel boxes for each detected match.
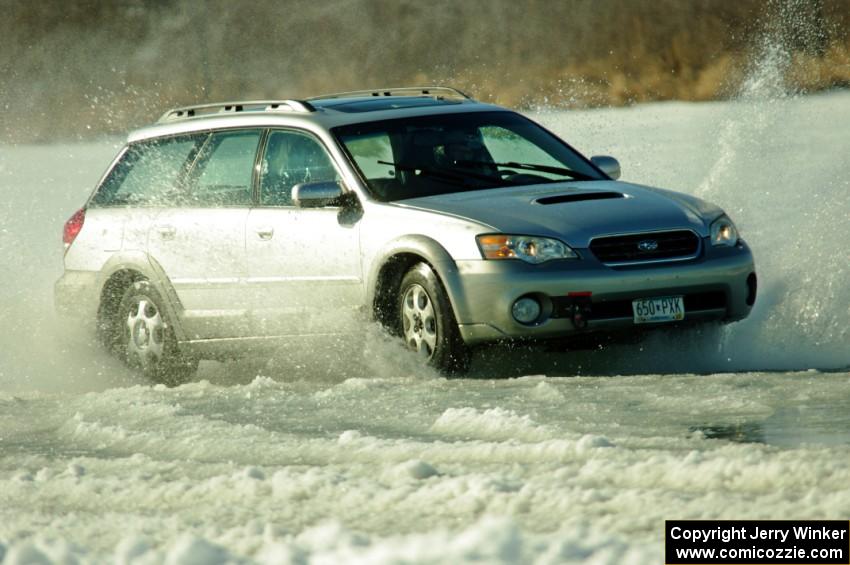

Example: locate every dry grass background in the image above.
[1,0,849,142]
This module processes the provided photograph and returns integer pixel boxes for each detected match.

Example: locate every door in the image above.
[147,128,263,339]
[245,129,363,335]
[89,134,206,256]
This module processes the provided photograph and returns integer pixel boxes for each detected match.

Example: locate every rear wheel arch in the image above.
[96,268,146,348]
[95,255,188,344]
[142,255,189,341]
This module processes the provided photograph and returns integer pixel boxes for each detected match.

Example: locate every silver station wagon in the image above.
[55,87,757,380]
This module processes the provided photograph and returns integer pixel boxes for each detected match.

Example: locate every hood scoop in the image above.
[536,191,624,205]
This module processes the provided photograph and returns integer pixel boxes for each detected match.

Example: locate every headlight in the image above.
[710,215,739,247]
[476,234,578,264]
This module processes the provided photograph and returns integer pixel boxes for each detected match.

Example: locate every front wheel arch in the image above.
[368,235,469,331]
[372,252,431,333]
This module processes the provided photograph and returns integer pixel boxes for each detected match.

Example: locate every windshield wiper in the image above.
[378,160,471,186]
[376,160,510,188]
[455,159,595,181]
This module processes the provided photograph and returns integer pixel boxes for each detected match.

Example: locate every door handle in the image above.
[255,226,274,240]
[155,225,176,240]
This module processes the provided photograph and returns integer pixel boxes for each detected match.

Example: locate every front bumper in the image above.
[444,241,756,345]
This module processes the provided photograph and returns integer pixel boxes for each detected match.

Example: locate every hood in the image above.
[395,181,720,248]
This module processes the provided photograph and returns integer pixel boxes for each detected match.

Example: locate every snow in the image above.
[1,91,849,563]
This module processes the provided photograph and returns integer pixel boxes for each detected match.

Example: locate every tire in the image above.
[116,280,198,385]
[397,263,470,375]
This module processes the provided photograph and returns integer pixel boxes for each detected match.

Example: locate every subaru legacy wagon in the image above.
[55,87,756,381]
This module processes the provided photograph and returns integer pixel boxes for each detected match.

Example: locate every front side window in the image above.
[260,130,340,206]
[334,111,603,202]
[91,134,204,206]
[184,129,262,207]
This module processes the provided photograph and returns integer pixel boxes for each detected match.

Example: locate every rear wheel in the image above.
[398,263,469,375]
[116,281,198,385]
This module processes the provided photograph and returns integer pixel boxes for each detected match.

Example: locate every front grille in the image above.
[589,230,700,264]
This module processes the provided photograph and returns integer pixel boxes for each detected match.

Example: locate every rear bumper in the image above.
[54,270,100,330]
[444,241,756,345]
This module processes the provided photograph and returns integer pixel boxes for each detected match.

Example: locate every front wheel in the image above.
[398,263,470,375]
[117,280,198,386]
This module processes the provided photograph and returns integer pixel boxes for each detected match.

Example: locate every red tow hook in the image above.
[568,291,593,330]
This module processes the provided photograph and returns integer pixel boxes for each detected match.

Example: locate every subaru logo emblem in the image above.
[637,239,659,252]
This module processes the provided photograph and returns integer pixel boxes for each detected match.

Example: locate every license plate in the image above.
[632,296,685,324]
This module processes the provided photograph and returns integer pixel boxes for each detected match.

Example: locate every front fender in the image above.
[367,235,473,324]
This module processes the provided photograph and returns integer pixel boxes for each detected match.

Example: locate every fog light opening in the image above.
[512,296,542,324]
[746,273,757,306]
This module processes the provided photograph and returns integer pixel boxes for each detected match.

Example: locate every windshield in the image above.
[333,111,603,202]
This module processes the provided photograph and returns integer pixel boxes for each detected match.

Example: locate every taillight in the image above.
[63,208,86,252]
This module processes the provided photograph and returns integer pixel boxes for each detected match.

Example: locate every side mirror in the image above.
[292,180,345,208]
[590,155,621,180]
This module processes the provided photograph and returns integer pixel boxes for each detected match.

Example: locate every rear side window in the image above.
[184,129,262,206]
[91,134,204,206]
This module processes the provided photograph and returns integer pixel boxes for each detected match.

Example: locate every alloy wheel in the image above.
[125,298,165,369]
[401,283,438,358]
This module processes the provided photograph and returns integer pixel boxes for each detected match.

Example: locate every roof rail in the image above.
[157,99,316,123]
[308,86,472,102]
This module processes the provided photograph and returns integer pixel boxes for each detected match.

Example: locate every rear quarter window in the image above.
[90,134,205,207]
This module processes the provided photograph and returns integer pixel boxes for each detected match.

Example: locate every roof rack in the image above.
[308,86,472,102]
[157,99,316,123]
